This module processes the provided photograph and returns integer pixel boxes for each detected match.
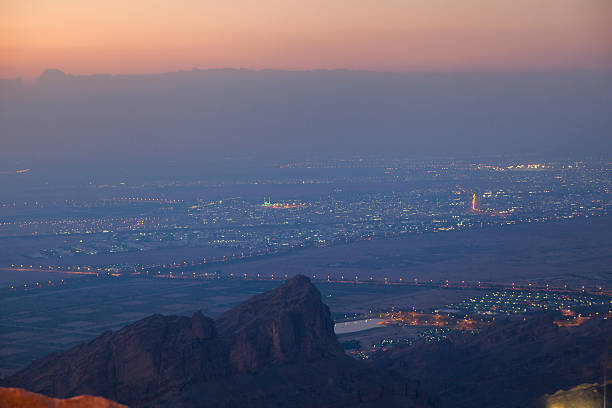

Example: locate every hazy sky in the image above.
[1,1,611,179]
[1,69,611,179]
[2,0,612,78]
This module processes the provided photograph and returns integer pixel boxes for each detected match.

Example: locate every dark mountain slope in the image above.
[372,313,612,408]
[5,275,430,408]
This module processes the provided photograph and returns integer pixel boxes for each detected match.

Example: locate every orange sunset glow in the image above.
[2,0,612,78]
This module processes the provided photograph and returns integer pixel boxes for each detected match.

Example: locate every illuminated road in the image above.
[0,267,99,276]
[457,185,508,216]
[455,185,481,213]
[472,193,480,212]
[2,264,609,297]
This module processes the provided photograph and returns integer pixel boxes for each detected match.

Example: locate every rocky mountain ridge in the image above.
[5,275,430,408]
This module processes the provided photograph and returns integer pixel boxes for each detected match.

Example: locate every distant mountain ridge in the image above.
[5,275,430,408]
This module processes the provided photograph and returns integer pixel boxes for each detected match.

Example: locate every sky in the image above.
[2,0,612,78]
[1,69,611,180]
[1,1,611,179]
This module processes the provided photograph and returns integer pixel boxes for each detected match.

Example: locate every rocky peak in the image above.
[215,275,343,372]
[216,275,321,334]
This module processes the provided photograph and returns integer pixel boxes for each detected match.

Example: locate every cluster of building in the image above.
[446,289,612,316]
[0,158,609,268]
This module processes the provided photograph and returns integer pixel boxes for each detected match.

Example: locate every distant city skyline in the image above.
[2,0,612,79]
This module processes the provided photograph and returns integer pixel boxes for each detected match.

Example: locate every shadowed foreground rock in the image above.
[0,386,126,408]
[4,275,430,408]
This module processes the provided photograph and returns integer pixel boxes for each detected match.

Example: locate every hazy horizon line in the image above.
[3,66,612,82]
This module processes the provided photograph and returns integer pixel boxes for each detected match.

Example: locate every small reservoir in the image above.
[334,318,386,334]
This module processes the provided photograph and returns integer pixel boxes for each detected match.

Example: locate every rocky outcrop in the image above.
[5,275,430,408]
[535,381,611,408]
[0,386,126,408]
[215,274,343,372]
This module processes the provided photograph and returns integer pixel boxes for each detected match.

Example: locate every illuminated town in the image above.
[334,285,612,358]
[1,157,610,285]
